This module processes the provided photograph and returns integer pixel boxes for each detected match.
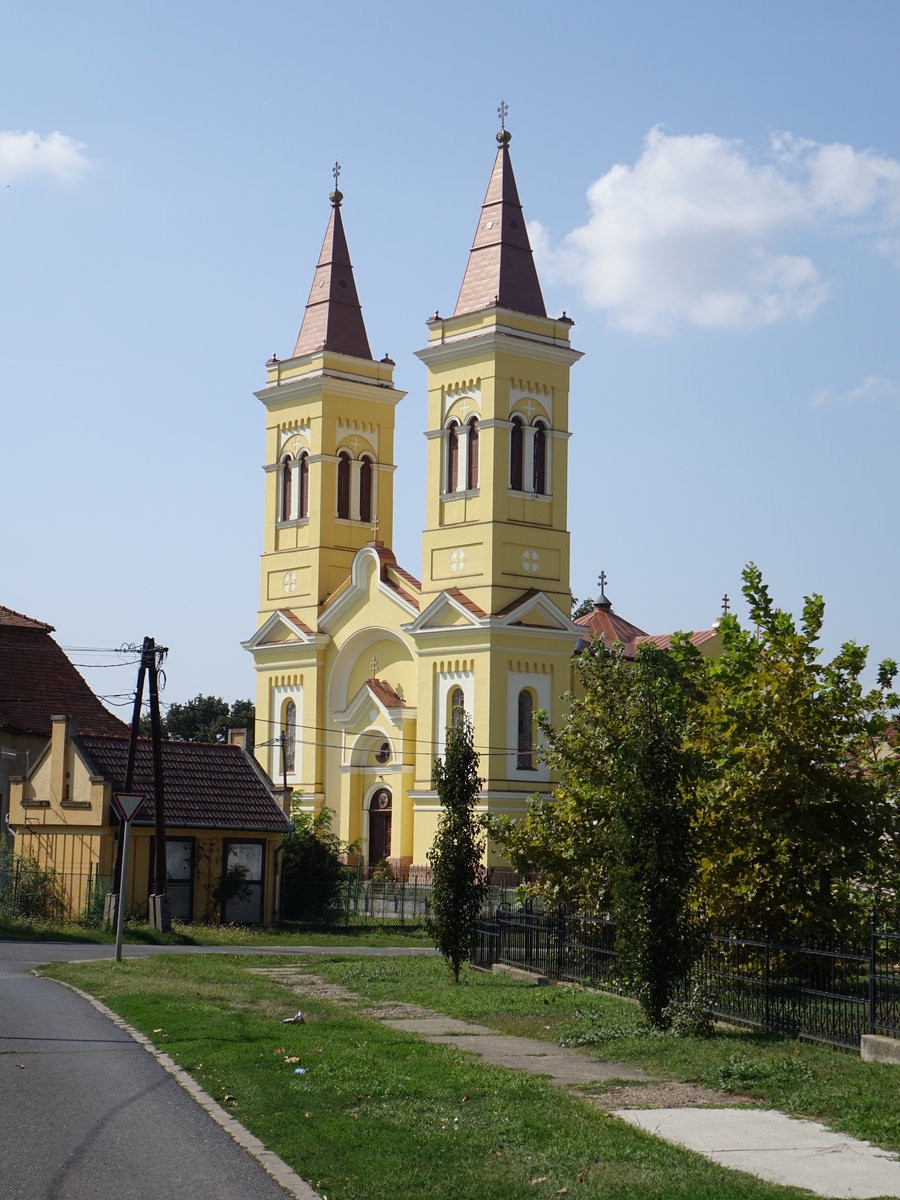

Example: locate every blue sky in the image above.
[2,1,898,713]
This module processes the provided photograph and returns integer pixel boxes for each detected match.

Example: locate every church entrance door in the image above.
[368,787,392,871]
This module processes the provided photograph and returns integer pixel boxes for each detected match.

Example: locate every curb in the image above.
[45,975,320,1200]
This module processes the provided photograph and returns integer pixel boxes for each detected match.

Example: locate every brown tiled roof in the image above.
[454,137,546,319]
[446,586,487,619]
[292,199,372,360]
[78,735,292,832]
[366,679,405,709]
[574,599,648,658]
[0,605,53,632]
[493,588,542,619]
[281,609,314,637]
[0,616,127,737]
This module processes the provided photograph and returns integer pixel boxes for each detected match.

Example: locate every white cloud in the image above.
[535,127,900,334]
[0,130,90,185]
[810,374,900,409]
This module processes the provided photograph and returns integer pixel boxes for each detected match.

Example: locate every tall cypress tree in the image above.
[428,714,486,983]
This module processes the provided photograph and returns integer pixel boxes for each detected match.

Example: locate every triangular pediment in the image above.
[496,591,579,633]
[333,678,415,732]
[406,589,487,635]
[242,609,317,652]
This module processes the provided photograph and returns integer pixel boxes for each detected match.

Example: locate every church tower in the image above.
[408,113,582,864]
[254,172,405,627]
[416,119,581,617]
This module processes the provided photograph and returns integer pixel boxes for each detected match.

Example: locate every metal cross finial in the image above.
[722,593,730,616]
[370,655,378,680]
[598,570,608,598]
[498,100,509,131]
[371,514,380,541]
[332,160,341,188]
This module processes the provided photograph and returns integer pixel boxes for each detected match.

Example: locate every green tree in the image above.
[280,808,351,922]
[140,694,256,750]
[489,640,698,1024]
[428,714,486,983]
[605,644,699,1026]
[675,563,900,939]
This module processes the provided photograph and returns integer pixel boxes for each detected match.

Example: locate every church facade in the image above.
[244,124,585,879]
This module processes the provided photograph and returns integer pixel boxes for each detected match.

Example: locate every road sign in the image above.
[112,792,147,822]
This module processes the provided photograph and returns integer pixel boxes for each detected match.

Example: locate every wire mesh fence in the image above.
[471,904,900,1050]
[0,856,112,924]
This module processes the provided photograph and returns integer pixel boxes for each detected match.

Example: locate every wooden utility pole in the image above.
[146,638,170,931]
[112,638,150,895]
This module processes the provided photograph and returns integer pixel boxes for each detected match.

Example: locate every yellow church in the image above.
[243,120,587,880]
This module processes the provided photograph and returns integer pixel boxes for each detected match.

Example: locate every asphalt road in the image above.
[0,941,305,1199]
[1,940,435,1199]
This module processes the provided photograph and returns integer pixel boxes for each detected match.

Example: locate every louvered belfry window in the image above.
[467,417,479,489]
[510,417,524,491]
[337,451,351,519]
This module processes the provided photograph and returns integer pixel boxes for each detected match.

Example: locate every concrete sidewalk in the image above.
[369,1006,900,1199]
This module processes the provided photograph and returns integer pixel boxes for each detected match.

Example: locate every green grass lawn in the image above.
[41,953,886,1200]
[0,914,431,947]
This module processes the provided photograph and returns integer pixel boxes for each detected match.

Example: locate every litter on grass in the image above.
[294,1067,307,1075]
[283,1011,306,1024]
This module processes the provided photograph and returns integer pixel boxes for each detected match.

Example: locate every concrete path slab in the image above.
[616,1107,900,1199]
[382,1016,494,1035]
[408,1028,650,1084]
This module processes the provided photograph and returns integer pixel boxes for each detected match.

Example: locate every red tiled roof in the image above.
[454,136,546,319]
[0,617,127,737]
[574,600,648,658]
[636,629,720,652]
[292,199,372,361]
[78,735,292,832]
[366,679,405,710]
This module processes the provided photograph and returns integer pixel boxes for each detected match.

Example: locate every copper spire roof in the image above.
[454,129,547,319]
[292,185,372,360]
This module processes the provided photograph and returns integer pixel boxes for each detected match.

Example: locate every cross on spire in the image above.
[598,570,608,599]
[370,514,380,541]
[330,160,343,207]
[722,593,730,615]
[370,655,378,680]
[498,99,509,132]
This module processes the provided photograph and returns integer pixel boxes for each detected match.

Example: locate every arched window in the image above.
[516,689,535,770]
[446,421,459,493]
[280,455,293,522]
[283,699,296,774]
[359,456,373,524]
[298,452,309,519]
[336,451,351,519]
[532,422,546,495]
[466,417,479,490]
[510,417,524,491]
[449,686,465,731]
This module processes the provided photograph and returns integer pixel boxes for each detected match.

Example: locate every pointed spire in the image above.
[292,168,372,360]
[453,109,547,319]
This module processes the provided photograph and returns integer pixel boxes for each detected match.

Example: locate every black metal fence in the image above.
[471,905,900,1050]
[281,877,519,926]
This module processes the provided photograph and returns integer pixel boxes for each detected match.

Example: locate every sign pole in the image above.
[111,792,147,963]
[114,819,131,963]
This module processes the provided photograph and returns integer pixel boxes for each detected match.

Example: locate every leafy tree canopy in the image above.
[674,562,900,939]
[139,694,255,751]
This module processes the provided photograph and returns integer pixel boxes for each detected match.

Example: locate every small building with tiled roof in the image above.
[0,605,126,845]
[9,716,291,925]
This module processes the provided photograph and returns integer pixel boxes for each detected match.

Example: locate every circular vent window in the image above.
[375,741,391,764]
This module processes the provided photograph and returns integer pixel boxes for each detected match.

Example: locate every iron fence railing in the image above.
[471,905,900,1050]
[282,878,518,925]
[0,858,112,924]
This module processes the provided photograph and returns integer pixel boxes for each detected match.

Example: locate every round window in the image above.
[375,741,391,765]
